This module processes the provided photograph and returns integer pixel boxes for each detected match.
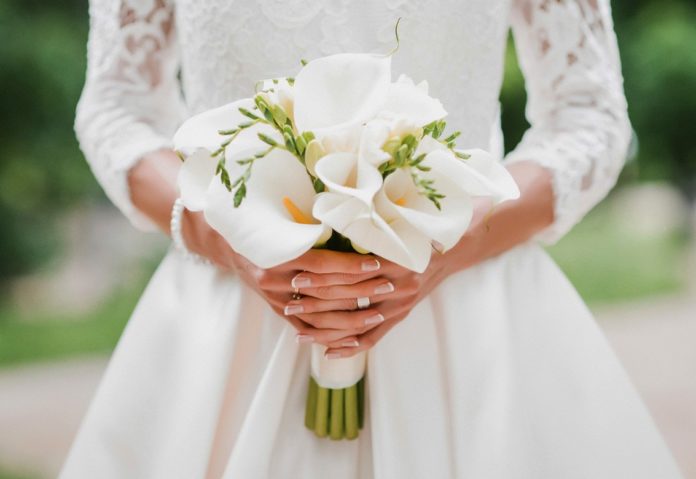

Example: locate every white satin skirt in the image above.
[59,242,683,478]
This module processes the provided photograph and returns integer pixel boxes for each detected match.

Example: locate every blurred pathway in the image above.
[0,297,694,478]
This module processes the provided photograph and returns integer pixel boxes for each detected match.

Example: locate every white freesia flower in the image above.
[381,74,446,127]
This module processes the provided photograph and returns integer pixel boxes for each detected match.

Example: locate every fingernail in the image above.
[296,334,314,344]
[361,258,381,272]
[291,275,311,289]
[284,304,304,315]
[325,352,342,359]
[364,313,385,326]
[374,282,394,295]
[341,339,360,348]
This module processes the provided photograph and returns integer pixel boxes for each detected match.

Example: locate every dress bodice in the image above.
[174,0,510,152]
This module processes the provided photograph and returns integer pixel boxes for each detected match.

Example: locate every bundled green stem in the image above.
[304,376,365,440]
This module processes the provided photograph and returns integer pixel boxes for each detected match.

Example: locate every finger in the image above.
[295,308,385,331]
[274,306,366,345]
[325,335,361,349]
[280,249,382,274]
[295,326,363,346]
[299,278,395,301]
[324,312,407,359]
[282,281,406,314]
[289,270,381,289]
[252,269,297,293]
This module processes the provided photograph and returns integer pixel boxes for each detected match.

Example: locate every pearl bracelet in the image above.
[170,198,212,265]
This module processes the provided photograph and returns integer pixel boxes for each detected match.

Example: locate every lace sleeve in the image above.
[505,0,632,244]
[75,0,184,231]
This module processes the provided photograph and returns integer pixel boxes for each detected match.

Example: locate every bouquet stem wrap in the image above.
[305,345,366,439]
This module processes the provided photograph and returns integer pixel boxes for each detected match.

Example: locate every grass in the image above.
[547,203,689,304]
[0,467,37,479]
[0,205,690,368]
[0,266,152,368]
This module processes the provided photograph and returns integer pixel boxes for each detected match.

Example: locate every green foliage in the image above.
[621,2,696,197]
[0,260,157,366]
[0,1,94,283]
[547,204,688,303]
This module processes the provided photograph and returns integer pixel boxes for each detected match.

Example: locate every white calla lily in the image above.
[313,192,433,273]
[375,168,474,252]
[177,149,217,212]
[203,148,331,269]
[173,98,258,155]
[424,149,521,201]
[293,53,392,134]
[314,152,383,205]
[314,121,388,205]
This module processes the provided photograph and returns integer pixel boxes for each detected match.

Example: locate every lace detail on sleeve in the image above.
[75,0,184,230]
[505,0,632,244]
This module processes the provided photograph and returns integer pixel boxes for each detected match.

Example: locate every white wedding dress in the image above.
[60,0,683,478]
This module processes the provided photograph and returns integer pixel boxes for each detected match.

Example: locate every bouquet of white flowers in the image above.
[173,28,519,440]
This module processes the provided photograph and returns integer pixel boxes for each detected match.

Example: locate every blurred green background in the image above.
[0,0,694,477]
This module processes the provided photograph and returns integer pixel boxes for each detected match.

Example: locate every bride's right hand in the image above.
[181,208,382,345]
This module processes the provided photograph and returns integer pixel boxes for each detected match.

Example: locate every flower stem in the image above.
[314,386,330,437]
[357,376,365,429]
[304,377,318,430]
[344,385,359,440]
[329,389,344,440]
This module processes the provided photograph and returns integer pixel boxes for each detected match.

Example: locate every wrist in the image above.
[438,198,491,277]
[170,199,212,265]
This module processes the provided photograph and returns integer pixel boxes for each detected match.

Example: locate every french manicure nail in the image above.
[291,275,312,289]
[374,282,395,295]
[341,339,360,348]
[361,258,381,272]
[325,352,342,359]
[364,313,385,326]
[296,334,314,344]
[284,304,304,315]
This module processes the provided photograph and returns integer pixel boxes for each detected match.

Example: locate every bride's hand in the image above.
[181,209,384,344]
[285,199,496,356]
[285,251,451,356]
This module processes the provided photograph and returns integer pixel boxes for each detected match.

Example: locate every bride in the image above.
[60,0,682,478]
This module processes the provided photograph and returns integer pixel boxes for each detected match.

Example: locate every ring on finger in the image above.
[356,296,370,309]
[292,287,303,301]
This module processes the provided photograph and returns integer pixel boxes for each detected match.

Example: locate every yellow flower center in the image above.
[394,196,407,206]
[283,196,313,224]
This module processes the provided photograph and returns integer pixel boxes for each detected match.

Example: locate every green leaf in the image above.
[238,107,260,120]
[443,131,461,143]
[258,132,278,146]
[271,105,287,126]
[233,182,246,207]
